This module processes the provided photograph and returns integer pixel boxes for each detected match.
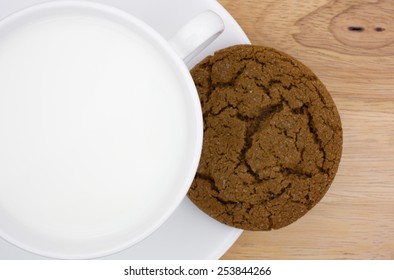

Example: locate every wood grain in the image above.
[218,0,394,259]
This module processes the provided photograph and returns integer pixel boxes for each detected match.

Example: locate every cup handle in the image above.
[169,10,224,63]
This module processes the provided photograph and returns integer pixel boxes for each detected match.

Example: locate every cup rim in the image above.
[0,0,203,259]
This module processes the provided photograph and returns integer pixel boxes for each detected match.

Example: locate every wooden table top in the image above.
[219,0,394,260]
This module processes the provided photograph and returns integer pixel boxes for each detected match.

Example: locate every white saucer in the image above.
[0,0,250,260]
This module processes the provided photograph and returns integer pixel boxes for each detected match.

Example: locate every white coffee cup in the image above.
[0,1,224,259]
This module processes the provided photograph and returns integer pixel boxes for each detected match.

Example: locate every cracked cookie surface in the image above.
[187,45,342,231]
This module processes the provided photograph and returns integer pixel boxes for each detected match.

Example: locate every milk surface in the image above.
[0,10,192,252]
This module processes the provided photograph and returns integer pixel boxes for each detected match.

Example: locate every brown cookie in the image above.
[187,45,342,231]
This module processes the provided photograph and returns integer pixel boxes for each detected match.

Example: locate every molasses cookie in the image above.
[187,45,342,231]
